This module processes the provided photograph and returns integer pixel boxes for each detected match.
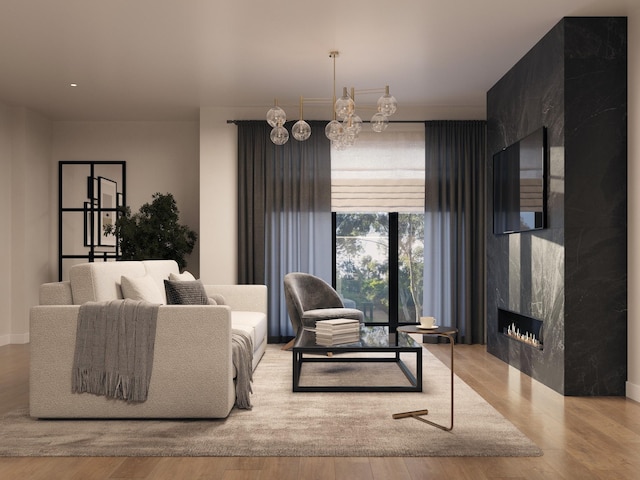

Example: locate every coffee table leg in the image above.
[292,350,302,392]
[392,333,455,431]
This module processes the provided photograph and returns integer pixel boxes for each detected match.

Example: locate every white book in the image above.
[315,331,360,340]
[315,319,359,328]
[316,336,360,346]
[315,326,359,335]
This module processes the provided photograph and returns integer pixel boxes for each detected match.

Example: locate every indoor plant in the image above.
[105,192,197,270]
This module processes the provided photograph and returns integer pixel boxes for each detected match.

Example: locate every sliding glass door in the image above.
[333,212,424,329]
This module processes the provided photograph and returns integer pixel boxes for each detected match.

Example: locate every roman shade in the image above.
[331,123,425,212]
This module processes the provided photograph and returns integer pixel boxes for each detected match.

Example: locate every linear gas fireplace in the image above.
[497,309,543,350]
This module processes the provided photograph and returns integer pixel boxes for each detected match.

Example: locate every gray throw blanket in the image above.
[72,299,159,403]
[232,329,254,409]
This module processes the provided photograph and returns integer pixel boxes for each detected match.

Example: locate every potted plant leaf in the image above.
[104,192,197,271]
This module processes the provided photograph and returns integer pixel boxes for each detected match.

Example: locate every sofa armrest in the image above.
[29,304,236,418]
[39,281,73,305]
[204,284,268,315]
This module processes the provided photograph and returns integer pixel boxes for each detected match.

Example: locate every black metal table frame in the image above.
[292,330,422,393]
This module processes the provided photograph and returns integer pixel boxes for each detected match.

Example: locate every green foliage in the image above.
[104,193,197,270]
[335,213,424,322]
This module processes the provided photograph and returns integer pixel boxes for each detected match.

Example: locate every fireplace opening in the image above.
[498,308,543,350]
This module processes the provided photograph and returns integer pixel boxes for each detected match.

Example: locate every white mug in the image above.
[419,316,436,328]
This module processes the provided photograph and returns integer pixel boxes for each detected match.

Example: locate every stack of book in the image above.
[315,318,360,346]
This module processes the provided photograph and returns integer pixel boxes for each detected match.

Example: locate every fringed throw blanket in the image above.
[232,329,254,409]
[72,299,159,403]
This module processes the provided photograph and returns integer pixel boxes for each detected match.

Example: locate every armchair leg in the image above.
[282,339,295,351]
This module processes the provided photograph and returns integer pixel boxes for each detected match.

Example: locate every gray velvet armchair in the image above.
[283,272,364,335]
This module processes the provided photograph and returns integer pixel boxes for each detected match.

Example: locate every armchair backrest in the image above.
[283,272,344,333]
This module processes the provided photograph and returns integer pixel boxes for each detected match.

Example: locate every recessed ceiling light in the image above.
[70,83,78,87]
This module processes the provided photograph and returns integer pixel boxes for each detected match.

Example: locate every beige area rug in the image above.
[0,345,542,457]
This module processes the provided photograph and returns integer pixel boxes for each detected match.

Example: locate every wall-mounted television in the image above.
[493,126,546,235]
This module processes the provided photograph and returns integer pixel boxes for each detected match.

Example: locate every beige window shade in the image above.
[331,124,425,212]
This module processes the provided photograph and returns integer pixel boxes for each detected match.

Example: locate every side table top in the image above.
[397,325,458,336]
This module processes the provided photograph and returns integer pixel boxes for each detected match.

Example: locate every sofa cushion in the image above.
[142,260,181,303]
[164,280,209,305]
[69,261,146,304]
[231,311,267,354]
[208,294,226,305]
[169,271,196,281]
[167,271,225,305]
[121,275,165,304]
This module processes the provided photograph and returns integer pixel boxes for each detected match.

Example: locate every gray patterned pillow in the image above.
[164,279,209,305]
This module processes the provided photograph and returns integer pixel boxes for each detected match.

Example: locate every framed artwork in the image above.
[98,177,117,246]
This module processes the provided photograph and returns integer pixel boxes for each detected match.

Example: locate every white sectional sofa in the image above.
[29,260,267,419]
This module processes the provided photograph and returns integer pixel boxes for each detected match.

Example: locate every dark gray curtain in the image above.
[237,121,332,342]
[424,120,486,344]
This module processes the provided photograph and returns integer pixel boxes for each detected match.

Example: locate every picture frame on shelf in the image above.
[87,176,99,201]
[98,176,117,246]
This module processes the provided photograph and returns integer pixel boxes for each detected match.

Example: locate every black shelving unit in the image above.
[58,161,126,280]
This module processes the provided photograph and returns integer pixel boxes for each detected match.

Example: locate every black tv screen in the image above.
[493,127,546,235]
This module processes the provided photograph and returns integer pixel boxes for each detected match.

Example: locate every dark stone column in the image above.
[486,17,627,395]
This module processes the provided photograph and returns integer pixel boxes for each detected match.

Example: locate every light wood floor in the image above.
[1,343,639,480]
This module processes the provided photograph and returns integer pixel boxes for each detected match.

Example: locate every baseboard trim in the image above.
[627,381,640,403]
[0,332,30,345]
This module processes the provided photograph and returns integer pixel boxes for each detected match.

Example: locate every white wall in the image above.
[0,103,13,345]
[199,108,238,284]
[626,6,640,402]
[51,121,200,278]
[0,105,52,345]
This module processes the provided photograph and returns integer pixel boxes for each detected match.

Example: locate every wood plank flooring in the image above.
[1,342,639,479]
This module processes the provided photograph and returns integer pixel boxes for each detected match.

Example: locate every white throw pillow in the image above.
[121,275,165,304]
[169,271,196,282]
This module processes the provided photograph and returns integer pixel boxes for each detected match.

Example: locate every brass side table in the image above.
[392,325,458,431]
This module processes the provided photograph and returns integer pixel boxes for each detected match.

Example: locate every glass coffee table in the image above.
[292,325,422,392]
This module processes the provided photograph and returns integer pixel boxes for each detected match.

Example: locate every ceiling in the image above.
[0,0,636,122]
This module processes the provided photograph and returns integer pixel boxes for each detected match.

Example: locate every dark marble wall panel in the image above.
[563,17,627,395]
[486,17,627,395]
[564,227,627,395]
[564,17,628,230]
[487,19,566,394]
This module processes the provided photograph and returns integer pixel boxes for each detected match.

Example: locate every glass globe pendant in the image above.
[325,119,344,141]
[292,120,311,141]
[334,87,355,120]
[292,96,312,141]
[377,85,397,116]
[270,125,289,145]
[343,114,362,136]
[371,112,389,133]
[266,100,287,128]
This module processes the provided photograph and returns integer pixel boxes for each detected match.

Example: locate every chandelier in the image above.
[266,51,397,149]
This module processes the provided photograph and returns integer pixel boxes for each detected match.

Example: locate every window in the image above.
[331,124,425,329]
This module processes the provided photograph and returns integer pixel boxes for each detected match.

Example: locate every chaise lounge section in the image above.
[30,260,267,419]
